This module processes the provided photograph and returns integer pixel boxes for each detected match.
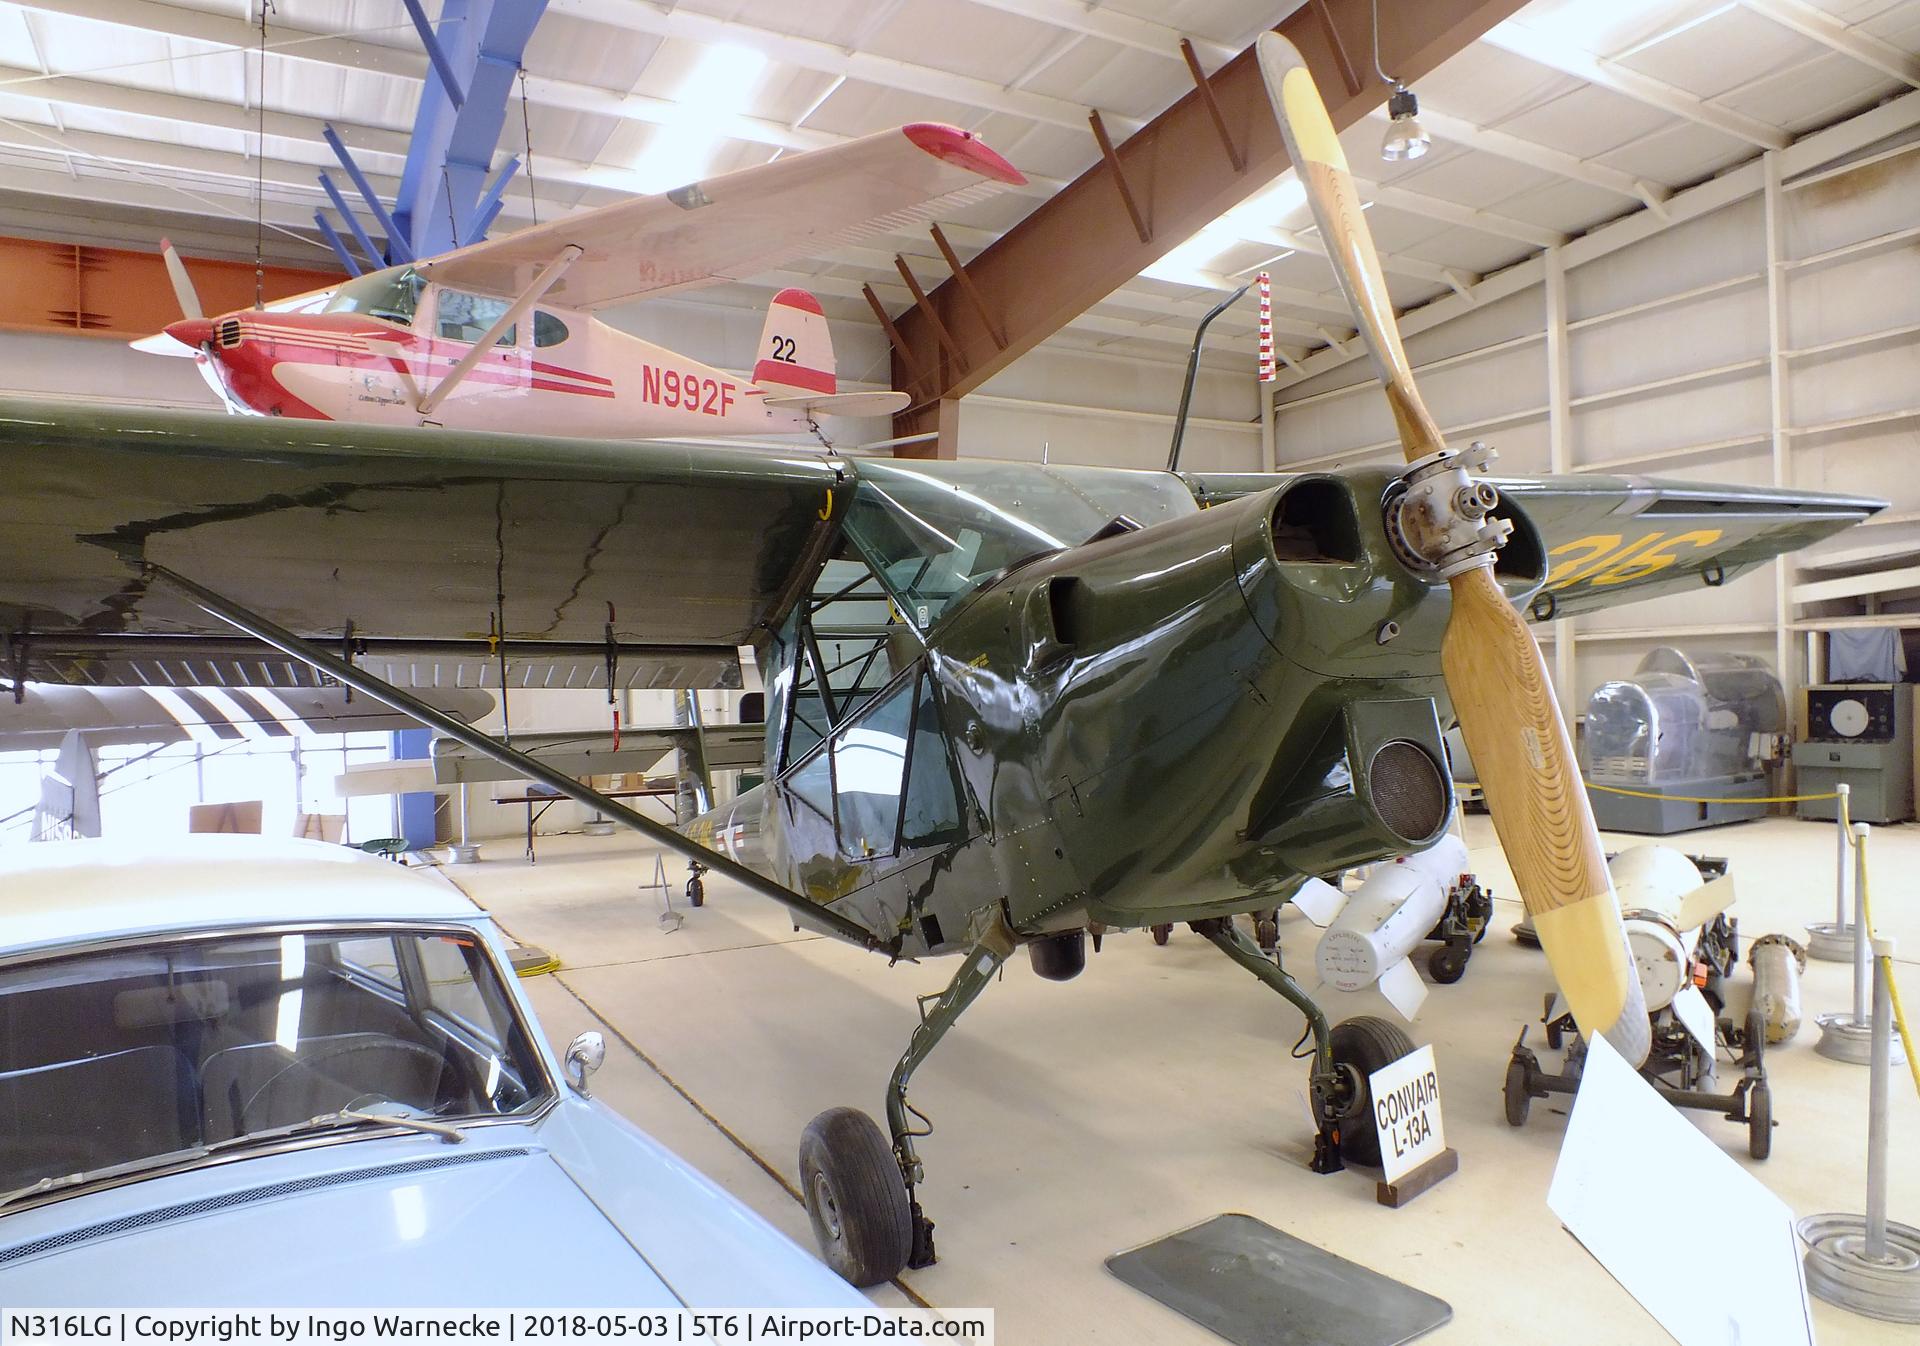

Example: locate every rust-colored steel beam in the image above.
[894,255,967,373]
[1089,110,1152,245]
[862,282,928,391]
[1310,0,1367,97]
[929,224,1007,351]
[0,234,340,340]
[1181,39,1246,173]
[885,0,1527,422]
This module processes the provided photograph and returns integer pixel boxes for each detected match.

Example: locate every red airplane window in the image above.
[533,312,570,348]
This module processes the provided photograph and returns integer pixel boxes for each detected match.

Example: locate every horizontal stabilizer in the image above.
[761,390,911,417]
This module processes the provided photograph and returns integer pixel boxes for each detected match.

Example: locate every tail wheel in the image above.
[1503,1058,1532,1127]
[1747,1081,1772,1161]
[1151,924,1172,947]
[798,1107,912,1287]
[686,877,705,907]
[1255,917,1280,953]
[1328,1015,1416,1167]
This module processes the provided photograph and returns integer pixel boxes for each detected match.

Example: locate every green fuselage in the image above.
[700,468,1545,959]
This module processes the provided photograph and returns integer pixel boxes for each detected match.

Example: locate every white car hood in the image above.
[0,1139,673,1307]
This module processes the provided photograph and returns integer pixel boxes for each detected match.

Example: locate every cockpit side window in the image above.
[533,311,570,348]
[437,289,518,346]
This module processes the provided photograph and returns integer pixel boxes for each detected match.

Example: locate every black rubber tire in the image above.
[798,1107,913,1287]
[1329,1015,1417,1167]
[1504,1058,1532,1127]
[686,878,705,908]
[1428,945,1469,984]
[1151,924,1172,947]
[1255,918,1280,953]
[1748,1081,1772,1161]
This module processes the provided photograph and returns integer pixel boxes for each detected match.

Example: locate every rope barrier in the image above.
[1582,782,1840,804]
[1837,795,1920,1098]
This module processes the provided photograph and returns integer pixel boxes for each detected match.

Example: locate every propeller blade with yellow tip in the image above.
[1255,31,1649,1065]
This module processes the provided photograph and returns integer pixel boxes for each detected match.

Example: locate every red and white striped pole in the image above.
[1256,271,1275,383]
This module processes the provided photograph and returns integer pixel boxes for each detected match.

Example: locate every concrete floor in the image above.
[432,813,1919,1344]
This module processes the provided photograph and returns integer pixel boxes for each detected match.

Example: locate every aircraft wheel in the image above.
[686,877,705,908]
[798,1107,912,1288]
[1503,1058,1532,1127]
[1747,1081,1772,1161]
[1329,1015,1416,1167]
[1151,924,1172,947]
[1428,944,1469,984]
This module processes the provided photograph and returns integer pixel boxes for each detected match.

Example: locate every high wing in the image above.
[0,399,842,691]
[0,400,1880,698]
[1181,470,1882,619]
[416,124,1024,310]
[0,684,494,752]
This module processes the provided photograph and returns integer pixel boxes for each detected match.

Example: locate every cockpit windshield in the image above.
[842,460,1190,632]
[323,268,426,325]
[0,926,550,1206]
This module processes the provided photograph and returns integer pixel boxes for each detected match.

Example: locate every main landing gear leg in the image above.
[1194,916,1349,1175]
[799,908,1015,1286]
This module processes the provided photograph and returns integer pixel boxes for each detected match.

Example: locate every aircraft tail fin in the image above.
[753,288,911,419]
[754,288,838,396]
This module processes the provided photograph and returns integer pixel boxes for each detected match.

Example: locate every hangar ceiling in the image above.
[0,0,1915,373]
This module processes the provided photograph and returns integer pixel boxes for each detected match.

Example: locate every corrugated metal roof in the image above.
[0,0,1914,371]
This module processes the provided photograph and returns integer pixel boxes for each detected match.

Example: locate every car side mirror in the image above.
[564,1031,606,1094]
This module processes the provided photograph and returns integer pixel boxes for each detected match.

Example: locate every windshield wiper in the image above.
[0,1146,212,1211]
[0,1112,465,1212]
[209,1109,467,1152]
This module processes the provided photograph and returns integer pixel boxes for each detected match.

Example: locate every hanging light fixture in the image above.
[1381,83,1431,162]
[1372,1,1431,163]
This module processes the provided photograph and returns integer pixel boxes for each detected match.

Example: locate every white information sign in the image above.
[1370,1043,1445,1183]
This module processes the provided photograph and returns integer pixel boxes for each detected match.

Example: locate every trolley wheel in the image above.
[1747,1080,1772,1161]
[1151,924,1172,947]
[1428,944,1469,985]
[798,1107,913,1287]
[686,877,705,907]
[1329,1015,1416,1167]
[1255,917,1280,953]
[1543,992,1564,1050]
[1503,1057,1532,1127]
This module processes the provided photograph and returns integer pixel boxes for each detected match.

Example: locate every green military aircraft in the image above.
[0,41,1882,1289]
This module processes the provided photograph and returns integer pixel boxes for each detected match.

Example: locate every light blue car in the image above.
[0,835,865,1307]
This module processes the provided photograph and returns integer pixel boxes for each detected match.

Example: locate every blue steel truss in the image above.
[314,0,547,272]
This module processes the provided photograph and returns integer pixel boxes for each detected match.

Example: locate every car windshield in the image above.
[0,927,550,1198]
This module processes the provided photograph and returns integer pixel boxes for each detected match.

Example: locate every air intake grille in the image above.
[0,1146,532,1266]
[1368,741,1447,843]
[216,317,243,348]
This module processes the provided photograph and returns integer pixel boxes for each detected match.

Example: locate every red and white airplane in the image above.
[136,124,1024,439]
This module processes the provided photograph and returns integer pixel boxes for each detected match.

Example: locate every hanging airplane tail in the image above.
[754,288,910,419]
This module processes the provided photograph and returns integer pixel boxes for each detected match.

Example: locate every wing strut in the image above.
[416,245,585,417]
[135,559,884,950]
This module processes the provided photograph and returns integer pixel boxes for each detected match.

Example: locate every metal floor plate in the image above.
[1106,1213,1452,1346]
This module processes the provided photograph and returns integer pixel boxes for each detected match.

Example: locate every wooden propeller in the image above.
[1255,32,1649,1064]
